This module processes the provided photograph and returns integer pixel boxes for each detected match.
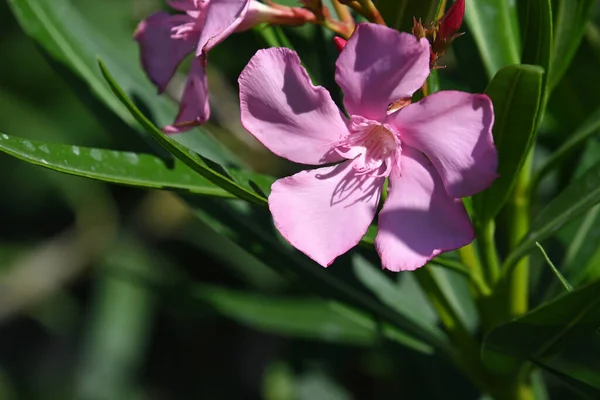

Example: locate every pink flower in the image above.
[135,0,309,133]
[239,23,497,270]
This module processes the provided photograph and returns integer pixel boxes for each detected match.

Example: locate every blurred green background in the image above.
[1,0,600,399]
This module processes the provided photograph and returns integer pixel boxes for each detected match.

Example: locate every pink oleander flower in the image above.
[134,0,312,133]
[239,23,498,271]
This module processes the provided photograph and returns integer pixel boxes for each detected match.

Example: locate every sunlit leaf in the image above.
[99,60,269,206]
[6,0,234,164]
[0,133,235,199]
[535,242,573,292]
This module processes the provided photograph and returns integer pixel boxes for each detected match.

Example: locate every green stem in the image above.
[356,0,386,25]
[506,151,533,318]
[331,0,355,27]
[477,219,501,285]
[458,243,490,296]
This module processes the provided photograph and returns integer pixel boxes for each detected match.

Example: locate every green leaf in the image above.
[465,0,521,78]
[6,0,233,164]
[352,255,447,343]
[188,198,456,354]
[518,0,553,137]
[535,242,573,292]
[539,364,600,400]
[504,158,600,275]
[429,265,479,332]
[519,0,553,81]
[0,133,235,199]
[374,0,439,32]
[99,59,391,249]
[532,106,600,190]
[483,279,600,393]
[548,142,600,294]
[473,65,544,223]
[193,284,433,353]
[549,0,596,89]
[76,239,155,400]
[98,60,269,206]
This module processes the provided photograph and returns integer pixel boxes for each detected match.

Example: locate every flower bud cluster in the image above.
[412,0,465,69]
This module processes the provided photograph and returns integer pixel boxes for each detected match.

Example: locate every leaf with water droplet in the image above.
[5,0,237,164]
[0,133,235,198]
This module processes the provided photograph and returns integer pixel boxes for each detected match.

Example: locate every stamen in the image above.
[334,116,400,177]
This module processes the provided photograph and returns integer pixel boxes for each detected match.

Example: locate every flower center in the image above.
[335,115,400,177]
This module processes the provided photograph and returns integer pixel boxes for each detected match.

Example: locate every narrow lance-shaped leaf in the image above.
[374,0,439,32]
[483,279,600,393]
[533,106,600,189]
[519,0,553,82]
[536,242,573,292]
[352,255,447,342]
[549,0,596,89]
[472,65,544,223]
[518,0,553,132]
[6,0,234,164]
[98,60,269,206]
[504,158,600,272]
[190,198,455,354]
[193,284,434,353]
[0,133,234,199]
[98,60,420,251]
[464,0,521,78]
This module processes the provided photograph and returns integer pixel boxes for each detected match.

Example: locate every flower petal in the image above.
[335,23,430,121]
[240,48,349,165]
[270,161,384,267]
[375,148,474,271]
[163,58,210,133]
[390,91,497,198]
[197,0,250,56]
[167,0,204,12]
[134,12,198,93]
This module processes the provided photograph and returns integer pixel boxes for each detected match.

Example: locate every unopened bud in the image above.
[237,0,316,31]
[333,36,347,52]
[438,0,465,41]
[430,0,465,65]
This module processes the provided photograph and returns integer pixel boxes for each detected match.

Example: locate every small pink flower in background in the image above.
[134,0,312,133]
[239,23,497,271]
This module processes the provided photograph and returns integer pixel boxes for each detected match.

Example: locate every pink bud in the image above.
[333,36,347,52]
[237,1,316,32]
[439,0,465,40]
